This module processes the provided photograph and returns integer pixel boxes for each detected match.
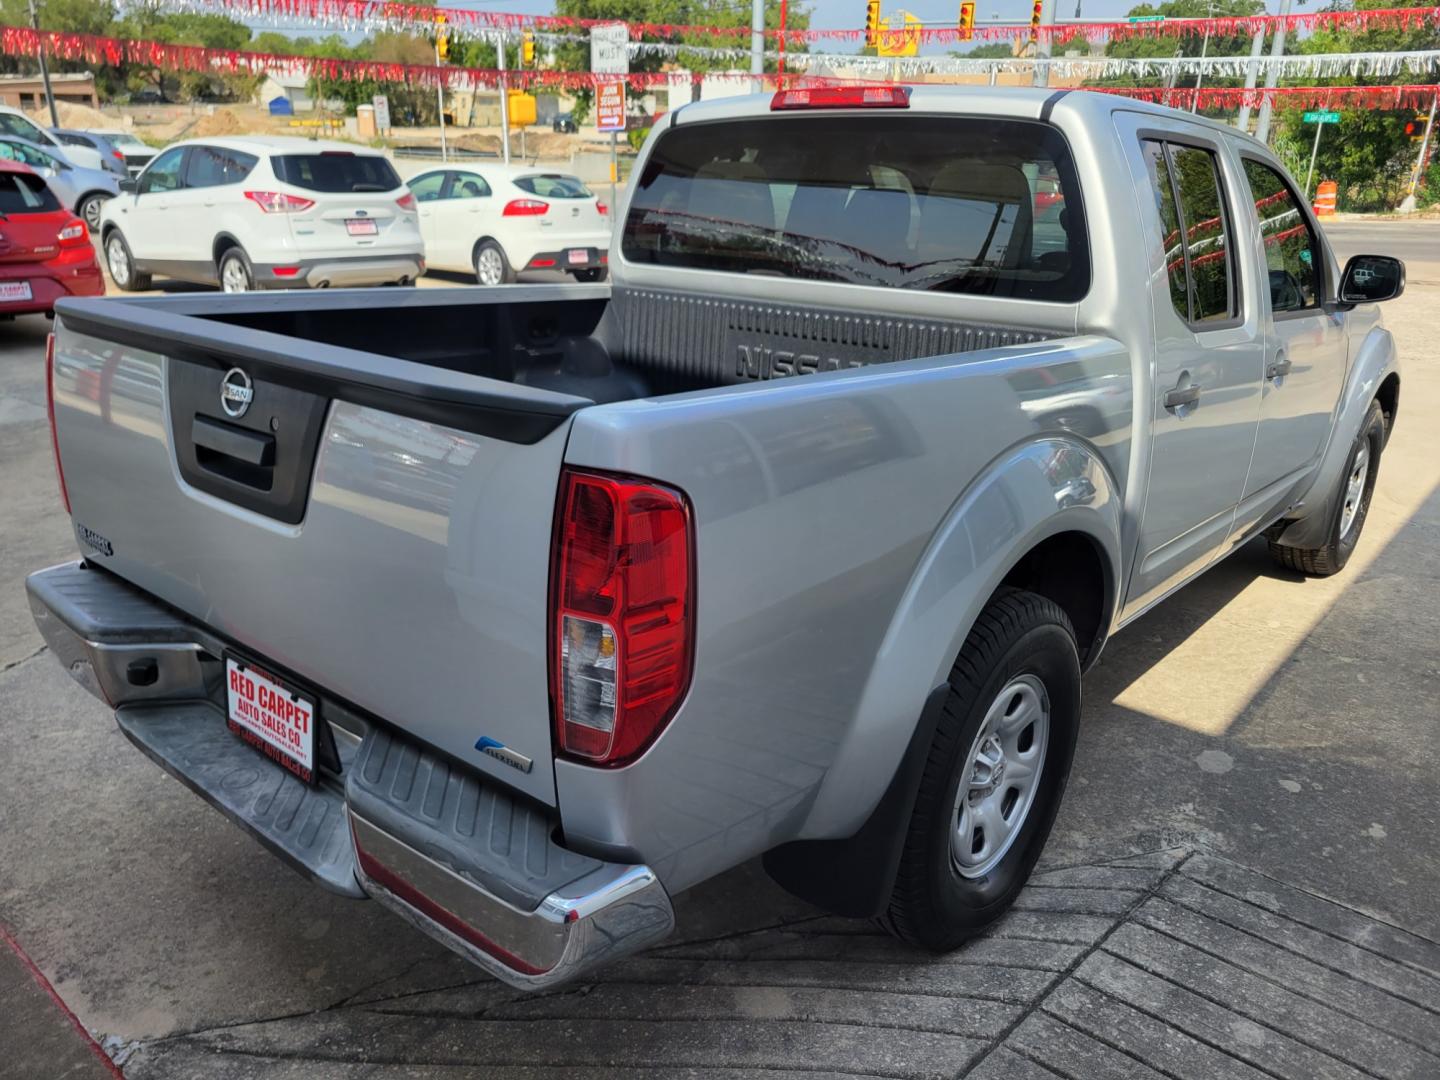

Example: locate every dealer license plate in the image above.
[566,248,589,265]
[0,281,33,302]
[345,218,379,236]
[226,658,316,783]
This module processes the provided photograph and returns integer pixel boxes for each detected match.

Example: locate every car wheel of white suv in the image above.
[219,248,254,293]
[104,230,151,293]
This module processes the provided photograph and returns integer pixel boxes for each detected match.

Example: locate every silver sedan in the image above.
[0,135,120,231]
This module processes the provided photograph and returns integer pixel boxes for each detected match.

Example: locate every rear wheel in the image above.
[880,589,1080,950]
[103,230,150,292]
[474,240,513,286]
[78,192,109,233]
[1268,400,1385,577]
[219,248,254,293]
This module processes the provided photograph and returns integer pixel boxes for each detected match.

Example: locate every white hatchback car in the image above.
[100,136,424,292]
[407,166,611,285]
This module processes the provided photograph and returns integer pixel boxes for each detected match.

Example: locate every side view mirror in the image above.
[119,177,137,194]
[1339,254,1405,305]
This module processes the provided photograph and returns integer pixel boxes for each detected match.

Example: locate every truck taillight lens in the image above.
[551,469,693,766]
[503,198,549,216]
[244,190,315,213]
[45,333,70,515]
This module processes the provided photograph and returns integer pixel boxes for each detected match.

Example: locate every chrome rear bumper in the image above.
[26,560,674,989]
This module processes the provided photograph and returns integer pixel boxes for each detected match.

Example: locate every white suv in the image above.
[99,136,423,292]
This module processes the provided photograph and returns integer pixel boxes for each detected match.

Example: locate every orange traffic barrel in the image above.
[1313,180,1338,216]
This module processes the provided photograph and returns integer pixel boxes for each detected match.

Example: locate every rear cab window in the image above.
[0,172,60,213]
[622,114,1089,301]
[515,174,592,199]
[1140,139,1238,327]
[271,152,401,193]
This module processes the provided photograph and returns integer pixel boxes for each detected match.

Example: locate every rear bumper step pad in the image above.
[26,560,675,989]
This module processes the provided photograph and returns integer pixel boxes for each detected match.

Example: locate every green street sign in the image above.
[1127,14,1166,21]
[1303,110,1341,123]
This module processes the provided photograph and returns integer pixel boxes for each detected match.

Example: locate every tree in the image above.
[955,43,1016,59]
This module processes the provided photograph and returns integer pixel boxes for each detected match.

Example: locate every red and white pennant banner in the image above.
[5,26,1438,111]
[144,0,1440,46]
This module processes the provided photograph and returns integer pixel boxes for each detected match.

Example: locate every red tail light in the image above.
[45,333,70,515]
[596,201,609,215]
[770,85,912,110]
[271,266,301,277]
[395,192,416,211]
[503,198,549,217]
[57,220,88,246]
[551,469,693,766]
[527,257,557,268]
[244,190,315,214]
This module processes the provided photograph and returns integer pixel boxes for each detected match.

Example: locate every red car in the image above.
[0,159,103,315]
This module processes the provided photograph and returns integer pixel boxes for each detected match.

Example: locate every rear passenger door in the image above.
[1120,126,1267,617]
[1233,154,1347,516]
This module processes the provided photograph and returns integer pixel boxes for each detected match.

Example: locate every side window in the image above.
[452,172,491,199]
[139,147,185,194]
[1140,140,1238,326]
[407,171,447,202]
[1141,141,1190,320]
[1241,158,1319,313]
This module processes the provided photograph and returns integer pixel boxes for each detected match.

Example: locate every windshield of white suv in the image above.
[622,114,1089,301]
[271,152,402,193]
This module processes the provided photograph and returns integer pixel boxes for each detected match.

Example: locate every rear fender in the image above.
[796,435,1122,845]
[1272,323,1398,550]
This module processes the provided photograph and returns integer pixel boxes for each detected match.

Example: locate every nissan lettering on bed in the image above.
[29,85,1403,991]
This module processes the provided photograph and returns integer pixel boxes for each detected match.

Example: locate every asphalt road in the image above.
[1,219,1438,1077]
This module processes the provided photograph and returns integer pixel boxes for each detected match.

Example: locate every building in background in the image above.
[0,72,99,111]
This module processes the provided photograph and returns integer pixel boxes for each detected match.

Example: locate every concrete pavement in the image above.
[0,218,1437,1077]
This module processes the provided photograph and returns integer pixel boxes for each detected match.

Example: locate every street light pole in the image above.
[1236,30,1265,132]
[751,0,764,92]
[1254,0,1293,145]
[497,32,511,166]
[1304,115,1326,198]
[1031,0,1056,87]
[27,0,59,128]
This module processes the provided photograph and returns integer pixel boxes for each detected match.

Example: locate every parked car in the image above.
[408,166,609,283]
[32,87,1403,990]
[0,160,102,315]
[99,136,423,292]
[0,136,119,232]
[51,129,129,179]
[86,129,157,178]
[552,113,578,133]
[0,106,106,172]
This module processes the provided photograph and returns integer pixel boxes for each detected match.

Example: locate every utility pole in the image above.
[434,43,448,163]
[1189,0,1215,113]
[27,0,59,128]
[497,32,511,165]
[1400,93,1438,213]
[751,0,764,92]
[1236,30,1265,132]
[1254,0,1293,145]
[1304,114,1327,197]
[1031,0,1055,87]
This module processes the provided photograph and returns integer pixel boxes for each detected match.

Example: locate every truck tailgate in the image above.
[50,295,591,805]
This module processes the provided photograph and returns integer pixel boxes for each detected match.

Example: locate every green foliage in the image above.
[953,42,1014,59]
[627,124,651,151]
[1104,0,1264,61]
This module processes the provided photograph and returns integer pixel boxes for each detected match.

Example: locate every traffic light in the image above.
[1405,113,1429,142]
[1030,0,1043,41]
[958,1,975,40]
[522,30,535,67]
[865,0,882,47]
[435,11,448,61]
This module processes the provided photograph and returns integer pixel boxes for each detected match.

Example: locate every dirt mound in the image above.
[453,132,501,155]
[189,108,246,137]
[27,101,113,130]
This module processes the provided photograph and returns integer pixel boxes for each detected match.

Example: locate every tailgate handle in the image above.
[192,415,275,468]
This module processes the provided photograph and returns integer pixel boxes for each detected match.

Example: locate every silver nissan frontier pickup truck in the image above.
[28,87,1404,989]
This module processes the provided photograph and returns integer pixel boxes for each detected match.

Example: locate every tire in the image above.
[218,247,254,293]
[103,230,150,292]
[1268,400,1385,577]
[573,268,608,283]
[880,588,1081,951]
[474,240,514,286]
[78,192,109,233]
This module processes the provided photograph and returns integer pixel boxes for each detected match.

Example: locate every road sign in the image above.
[1127,14,1165,21]
[371,93,390,131]
[876,11,921,57]
[1303,110,1341,124]
[596,80,626,132]
[590,23,629,75]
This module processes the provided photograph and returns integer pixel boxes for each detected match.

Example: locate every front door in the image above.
[119,146,188,263]
[1233,155,1348,527]
[1120,126,1267,618]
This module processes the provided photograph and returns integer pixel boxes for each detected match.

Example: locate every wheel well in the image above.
[1375,373,1400,444]
[998,531,1110,665]
[472,236,501,261]
[76,189,110,208]
[212,234,242,267]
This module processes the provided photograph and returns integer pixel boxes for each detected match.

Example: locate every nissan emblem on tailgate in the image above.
[220,367,253,418]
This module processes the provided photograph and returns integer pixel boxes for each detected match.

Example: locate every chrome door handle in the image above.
[1266,356,1292,380]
